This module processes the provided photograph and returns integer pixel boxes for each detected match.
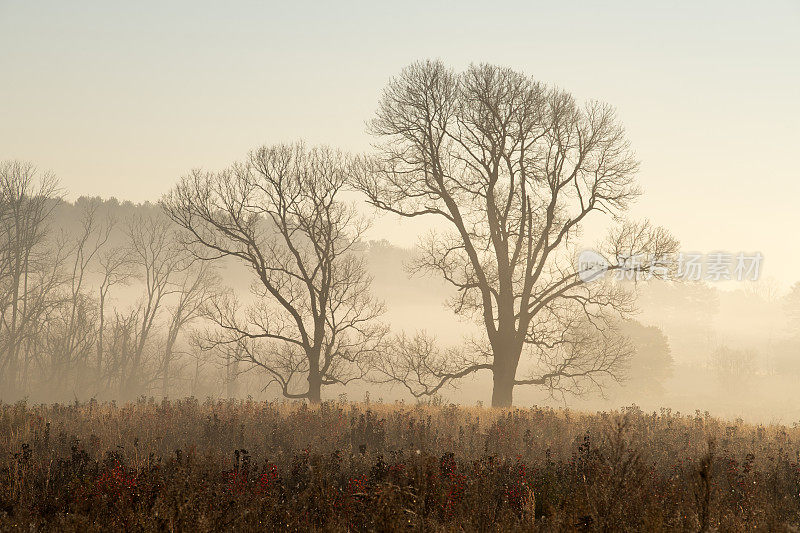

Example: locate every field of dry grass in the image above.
[1,398,799,531]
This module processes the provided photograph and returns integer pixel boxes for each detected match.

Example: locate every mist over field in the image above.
[0,197,796,424]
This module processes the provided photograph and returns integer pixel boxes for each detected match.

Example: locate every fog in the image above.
[0,196,795,423]
[1,2,798,424]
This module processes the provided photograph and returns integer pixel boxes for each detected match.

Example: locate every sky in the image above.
[1,0,799,285]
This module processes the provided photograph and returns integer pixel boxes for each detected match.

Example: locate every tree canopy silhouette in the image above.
[162,143,386,403]
[357,61,677,407]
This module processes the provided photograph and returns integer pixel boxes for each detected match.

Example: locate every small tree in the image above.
[617,319,673,396]
[709,345,757,391]
[162,143,386,403]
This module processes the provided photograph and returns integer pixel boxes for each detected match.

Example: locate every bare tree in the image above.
[101,308,139,394]
[12,244,65,395]
[357,61,677,407]
[187,338,243,399]
[95,243,135,385]
[224,342,242,399]
[45,203,113,391]
[162,143,386,403]
[0,161,61,396]
[158,260,219,398]
[121,214,190,398]
[709,345,758,392]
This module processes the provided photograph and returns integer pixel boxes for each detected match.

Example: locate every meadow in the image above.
[1,398,799,531]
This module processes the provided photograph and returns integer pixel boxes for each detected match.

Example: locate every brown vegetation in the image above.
[1,399,799,531]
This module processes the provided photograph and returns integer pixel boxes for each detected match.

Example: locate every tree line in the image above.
[1,61,677,407]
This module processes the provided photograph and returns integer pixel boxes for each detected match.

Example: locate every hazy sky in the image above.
[2,1,798,284]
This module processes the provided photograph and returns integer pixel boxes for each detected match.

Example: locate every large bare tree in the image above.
[357,61,677,407]
[162,143,386,403]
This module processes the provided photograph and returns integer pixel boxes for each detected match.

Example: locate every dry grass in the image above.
[1,398,799,531]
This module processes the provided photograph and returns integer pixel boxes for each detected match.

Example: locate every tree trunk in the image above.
[162,333,177,399]
[490,346,519,408]
[307,373,322,404]
[97,290,106,382]
[161,355,170,399]
[491,367,515,408]
[226,352,239,399]
[490,290,519,408]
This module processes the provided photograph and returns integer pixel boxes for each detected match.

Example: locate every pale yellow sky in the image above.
[1,1,798,285]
